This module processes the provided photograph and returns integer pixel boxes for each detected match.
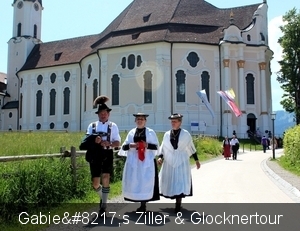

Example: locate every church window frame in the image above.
[93,79,98,108]
[36,90,42,117]
[246,73,255,104]
[63,87,70,115]
[187,52,200,68]
[176,70,186,103]
[201,71,211,102]
[111,74,120,106]
[144,71,153,104]
[49,89,56,116]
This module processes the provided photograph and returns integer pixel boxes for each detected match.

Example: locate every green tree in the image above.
[276,8,300,125]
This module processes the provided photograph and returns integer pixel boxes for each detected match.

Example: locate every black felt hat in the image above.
[133,112,149,117]
[94,95,112,114]
[168,113,183,120]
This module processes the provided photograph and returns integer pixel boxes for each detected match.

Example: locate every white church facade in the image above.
[1,0,273,138]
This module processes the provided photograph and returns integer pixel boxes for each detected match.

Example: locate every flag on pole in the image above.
[217,90,242,117]
[225,88,240,108]
[196,89,215,118]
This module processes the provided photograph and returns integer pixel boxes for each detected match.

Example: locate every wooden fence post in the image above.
[70,146,77,186]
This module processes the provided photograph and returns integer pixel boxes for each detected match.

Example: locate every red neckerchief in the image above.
[138,141,146,161]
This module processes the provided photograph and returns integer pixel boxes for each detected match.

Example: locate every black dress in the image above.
[122,127,160,202]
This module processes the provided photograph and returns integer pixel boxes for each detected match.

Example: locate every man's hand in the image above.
[95,136,102,144]
[100,140,110,147]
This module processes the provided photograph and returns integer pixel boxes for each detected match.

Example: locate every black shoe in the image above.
[98,207,107,217]
[136,205,146,213]
[174,203,181,213]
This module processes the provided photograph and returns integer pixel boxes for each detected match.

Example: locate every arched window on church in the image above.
[121,57,126,69]
[50,89,56,116]
[17,23,22,37]
[93,79,98,108]
[187,52,200,68]
[137,55,143,67]
[63,87,70,115]
[201,71,210,102]
[20,93,23,119]
[176,70,186,102]
[33,24,37,38]
[84,84,87,111]
[247,34,251,41]
[111,74,120,105]
[144,71,152,104]
[246,73,255,104]
[36,90,42,117]
[87,65,92,79]
[128,54,135,70]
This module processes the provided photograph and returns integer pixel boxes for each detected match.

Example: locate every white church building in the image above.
[1,0,273,137]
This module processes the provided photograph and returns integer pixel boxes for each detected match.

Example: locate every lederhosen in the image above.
[89,122,114,177]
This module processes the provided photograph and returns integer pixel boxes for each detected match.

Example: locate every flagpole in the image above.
[227,104,229,137]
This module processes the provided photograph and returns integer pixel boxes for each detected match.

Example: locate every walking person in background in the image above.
[270,136,277,151]
[261,135,268,153]
[223,136,231,160]
[79,96,121,216]
[118,113,160,212]
[230,135,239,160]
[157,113,201,213]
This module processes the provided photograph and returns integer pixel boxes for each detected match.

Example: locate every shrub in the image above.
[282,125,300,166]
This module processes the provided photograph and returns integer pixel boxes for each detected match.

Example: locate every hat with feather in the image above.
[94,95,112,114]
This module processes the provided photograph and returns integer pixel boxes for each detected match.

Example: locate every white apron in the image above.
[118,127,159,200]
[158,129,196,197]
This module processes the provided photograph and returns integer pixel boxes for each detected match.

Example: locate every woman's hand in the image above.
[157,158,163,165]
[196,160,201,169]
[129,143,138,149]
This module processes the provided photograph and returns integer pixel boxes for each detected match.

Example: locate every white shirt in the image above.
[230,138,239,146]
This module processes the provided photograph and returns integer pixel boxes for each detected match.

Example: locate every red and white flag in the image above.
[217,90,242,117]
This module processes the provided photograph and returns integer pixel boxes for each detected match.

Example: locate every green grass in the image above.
[277,155,300,176]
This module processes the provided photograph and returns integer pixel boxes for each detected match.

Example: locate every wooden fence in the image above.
[0,146,123,184]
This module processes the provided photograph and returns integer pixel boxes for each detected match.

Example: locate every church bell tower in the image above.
[4,0,43,130]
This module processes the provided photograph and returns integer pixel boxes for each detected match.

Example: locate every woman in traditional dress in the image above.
[223,136,231,160]
[118,113,160,212]
[157,113,201,213]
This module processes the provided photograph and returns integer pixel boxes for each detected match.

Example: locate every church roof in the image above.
[20,0,261,71]
[1,101,18,110]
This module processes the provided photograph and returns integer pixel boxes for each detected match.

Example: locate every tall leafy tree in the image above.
[276,8,300,124]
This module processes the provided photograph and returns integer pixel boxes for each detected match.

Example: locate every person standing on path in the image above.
[118,113,160,212]
[230,135,239,160]
[223,136,231,160]
[261,135,268,153]
[157,113,201,213]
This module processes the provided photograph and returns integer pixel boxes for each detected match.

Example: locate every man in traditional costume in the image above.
[230,135,239,160]
[79,95,121,216]
[118,113,160,212]
[157,113,201,213]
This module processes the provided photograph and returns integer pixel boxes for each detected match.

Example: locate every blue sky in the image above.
[0,0,299,111]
